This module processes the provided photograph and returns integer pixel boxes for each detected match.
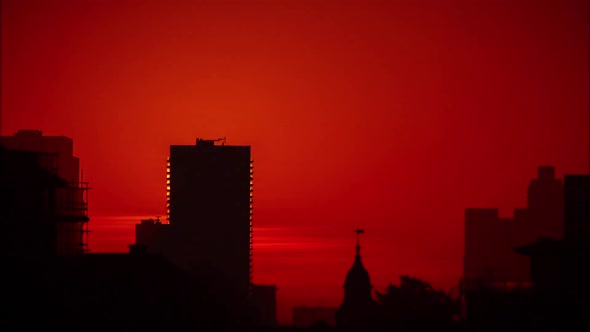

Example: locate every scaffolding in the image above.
[54,180,91,254]
[39,151,91,255]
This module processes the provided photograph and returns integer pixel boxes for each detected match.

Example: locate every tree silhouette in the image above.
[374,275,460,325]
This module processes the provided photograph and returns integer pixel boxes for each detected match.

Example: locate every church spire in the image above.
[336,227,375,330]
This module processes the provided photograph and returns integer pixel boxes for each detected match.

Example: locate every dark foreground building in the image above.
[2,246,231,332]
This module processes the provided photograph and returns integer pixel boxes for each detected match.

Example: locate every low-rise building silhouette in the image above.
[251,284,278,327]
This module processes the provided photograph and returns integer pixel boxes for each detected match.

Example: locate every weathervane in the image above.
[354,226,365,254]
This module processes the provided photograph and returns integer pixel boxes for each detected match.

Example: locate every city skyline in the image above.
[1,0,589,329]
[2,131,587,328]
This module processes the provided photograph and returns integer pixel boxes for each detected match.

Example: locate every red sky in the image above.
[1,0,589,324]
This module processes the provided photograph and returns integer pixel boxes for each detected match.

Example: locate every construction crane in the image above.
[196,137,227,146]
[213,137,226,145]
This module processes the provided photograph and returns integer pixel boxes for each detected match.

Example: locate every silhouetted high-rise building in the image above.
[0,130,90,255]
[336,228,377,331]
[463,166,563,288]
[136,138,253,303]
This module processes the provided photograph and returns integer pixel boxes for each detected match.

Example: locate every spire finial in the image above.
[354,227,364,257]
